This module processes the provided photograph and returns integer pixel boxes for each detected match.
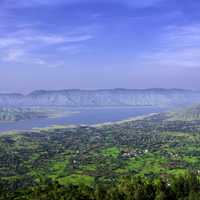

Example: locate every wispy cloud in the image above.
[4,48,26,62]
[141,24,200,69]
[0,25,93,67]
[0,30,92,47]
[59,44,86,55]
[120,0,164,7]
[1,47,66,68]
[4,0,164,8]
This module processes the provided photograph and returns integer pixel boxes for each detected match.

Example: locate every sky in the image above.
[1,0,200,93]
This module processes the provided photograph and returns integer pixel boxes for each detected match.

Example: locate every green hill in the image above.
[169,104,200,121]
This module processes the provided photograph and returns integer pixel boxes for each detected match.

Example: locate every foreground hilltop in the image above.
[0,88,200,107]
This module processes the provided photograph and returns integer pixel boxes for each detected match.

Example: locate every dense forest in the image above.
[1,172,200,200]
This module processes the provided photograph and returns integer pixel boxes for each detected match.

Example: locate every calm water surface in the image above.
[0,107,165,132]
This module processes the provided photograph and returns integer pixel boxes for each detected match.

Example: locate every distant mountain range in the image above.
[0,89,200,107]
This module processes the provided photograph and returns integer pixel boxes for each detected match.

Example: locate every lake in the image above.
[0,106,165,132]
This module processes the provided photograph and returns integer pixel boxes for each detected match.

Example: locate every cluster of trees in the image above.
[1,172,200,200]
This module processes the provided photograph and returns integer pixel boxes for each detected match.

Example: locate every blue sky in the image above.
[1,0,200,93]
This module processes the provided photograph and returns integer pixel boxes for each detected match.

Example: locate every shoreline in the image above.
[92,113,158,128]
[0,111,161,135]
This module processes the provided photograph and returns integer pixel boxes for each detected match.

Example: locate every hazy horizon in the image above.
[1,0,200,93]
[0,87,199,95]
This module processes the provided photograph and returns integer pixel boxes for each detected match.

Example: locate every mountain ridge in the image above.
[0,88,200,107]
[0,88,196,96]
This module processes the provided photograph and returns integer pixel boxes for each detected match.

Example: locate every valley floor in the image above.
[1,112,200,192]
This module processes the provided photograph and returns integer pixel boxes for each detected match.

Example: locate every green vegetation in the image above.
[102,147,120,158]
[1,111,200,198]
[169,104,200,121]
[1,172,200,200]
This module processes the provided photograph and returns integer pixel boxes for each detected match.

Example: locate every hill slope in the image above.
[170,104,200,121]
[0,89,200,107]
